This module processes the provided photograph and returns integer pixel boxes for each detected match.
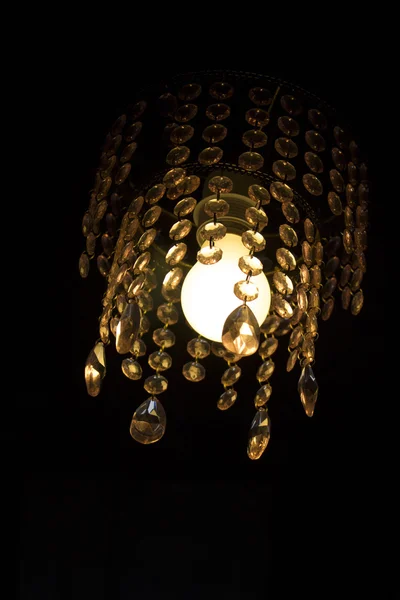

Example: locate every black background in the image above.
[20,37,385,598]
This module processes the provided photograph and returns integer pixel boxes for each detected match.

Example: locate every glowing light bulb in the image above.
[181,233,271,342]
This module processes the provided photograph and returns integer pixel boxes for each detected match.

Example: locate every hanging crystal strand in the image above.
[197,175,233,265]
[198,80,232,167]
[183,337,210,383]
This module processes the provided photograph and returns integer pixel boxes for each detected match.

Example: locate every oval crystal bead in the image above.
[198,146,223,165]
[325,257,340,278]
[272,294,293,319]
[202,124,227,143]
[245,207,268,230]
[97,254,110,277]
[115,164,131,185]
[79,253,90,278]
[259,337,278,359]
[206,103,230,121]
[330,169,345,192]
[204,198,230,218]
[321,297,335,320]
[163,267,183,290]
[303,174,323,196]
[322,277,337,299]
[197,246,223,265]
[299,264,310,287]
[274,137,298,158]
[305,130,325,152]
[246,108,270,126]
[308,287,320,309]
[187,337,210,359]
[169,219,192,241]
[208,175,233,193]
[304,152,324,173]
[148,351,172,371]
[279,224,298,247]
[239,255,263,276]
[328,192,343,216]
[254,383,272,408]
[273,160,296,180]
[133,252,151,274]
[270,182,293,203]
[144,374,168,394]
[174,197,197,217]
[282,202,300,224]
[289,325,303,349]
[175,103,198,122]
[142,206,162,228]
[201,222,227,241]
[243,129,268,148]
[121,358,142,380]
[248,184,270,205]
[234,280,259,301]
[182,362,206,382]
[242,230,265,252]
[341,286,352,309]
[166,146,190,166]
[273,271,293,294]
[239,151,264,171]
[278,115,300,136]
[145,184,166,205]
[351,290,364,315]
[157,303,179,325]
[218,388,237,411]
[350,268,363,291]
[256,360,275,383]
[287,347,300,372]
[166,243,187,266]
[153,327,175,348]
[276,248,296,271]
[170,125,194,145]
[221,365,241,386]
[260,314,282,335]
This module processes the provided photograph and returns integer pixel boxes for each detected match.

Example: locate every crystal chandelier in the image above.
[80,71,369,460]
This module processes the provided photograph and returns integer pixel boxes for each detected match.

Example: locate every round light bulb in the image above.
[181,233,271,342]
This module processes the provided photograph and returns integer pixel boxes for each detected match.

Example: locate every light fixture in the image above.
[80,71,369,459]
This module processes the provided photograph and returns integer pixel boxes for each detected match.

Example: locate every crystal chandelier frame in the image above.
[80,70,369,459]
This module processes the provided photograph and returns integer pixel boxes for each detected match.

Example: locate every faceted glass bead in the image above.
[120,142,137,163]
[325,256,340,278]
[182,362,206,382]
[153,327,175,348]
[282,202,300,224]
[124,218,139,242]
[281,94,302,114]
[242,230,265,252]
[121,358,142,380]
[86,232,96,256]
[305,130,325,152]
[175,104,198,122]
[209,80,234,102]
[277,115,300,136]
[247,409,271,460]
[166,146,190,165]
[170,125,194,145]
[274,137,298,158]
[321,297,335,320]
[340,264,352,288]
[111,114,127,136]
[259,337,278,359]
[305,309,318,334]
[297,286,308,311]
[249,87,272,105]
[85,342,106,397]
[303,174,323,196]
[298,365,318,417]
[99,320,110,345]
[218,388,237,411]
[144,374,168,394]
[234,280,259,301]
[351,268,363,291]
[133,252,151,274]
[101,233,114,257]
[179,83,202,101]
[270,182,293,203]
[308,108,327,130]
[356,206,368,229]
[242,129,268,148]
[273,271,293,294]
[313,242,323,266]
[308,287,320,309]
[127,274,145,297]
[276,247,296,271]
[211,342,241,363]
[348,161,358,185]
[272,160,296,181]
[161,285,181,303]
[97,254,110,277]
[187,337,211,359]
[239,151,264,171]
[128,196,144,217]
[110,317,119,337]
[166,243,187,266]
[257,359,275,383]
[183,175,201,194]
[116,294,127,315]
[272,294,293,319]
[351,290,364,315]
[358,182,370,204]
[202,124,227,143]
[163,267,183,290]
[157,303,179,325]
[143,268,157,292]
[248,184,270,205]
[279,224,298,247]
[142,206,162,228]
[125,121,142,142]
[260,314,282,334]
[169,219,192,241]
[329,169,344,193]
[299,264,310,287]
[174,197,197,217]
[163,168,186,188]
[116,302,141,354]
[206,103,231,121]
[82,212,92,236]
[115,164,131,185]
[343,229,354,254]
[129,398,166,445]
[148,351,172,371]
[79,253,90,278]
[136,290,154,313]
[332,147,346,171]
[346,184,357,208]
[254,384,272,408]
[208,175,233,193]
[245,207,268,230]
[302,334,315,360]
[304,151,324,173]
[322,277,337,298]
[197,245,223,265]
[198,146,223,165]
[341,286,351,309]
[166,181,185,201]
[239,255,263,276]
[221,304,260,356]
[328,191,343,216]
[201,222,227,241]
[289,325,303,349]
[97,176,112,199]
[353,250,367,273]
[287,347,300,372]
[301,220,314,245]
[246,108,269,126]
[221,364,241,386]
[116,262,129,285]
[145,184,166,205]
[204,198,230,218]
[95,199,108,223]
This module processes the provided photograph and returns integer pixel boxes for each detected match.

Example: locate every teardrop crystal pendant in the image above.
[221,304,260,356]
[129,397,166,444]
[247,409,271,460]
[298,364,318,417]
[85,342,106,397]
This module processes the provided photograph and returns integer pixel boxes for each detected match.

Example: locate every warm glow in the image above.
[181,234,271,342]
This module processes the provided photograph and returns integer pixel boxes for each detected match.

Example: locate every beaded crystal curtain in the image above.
[80,71,369,460]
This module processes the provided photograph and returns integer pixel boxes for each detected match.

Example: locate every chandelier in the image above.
[80,71,369,460]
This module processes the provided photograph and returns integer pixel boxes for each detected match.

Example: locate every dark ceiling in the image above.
[21,42,385,598]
